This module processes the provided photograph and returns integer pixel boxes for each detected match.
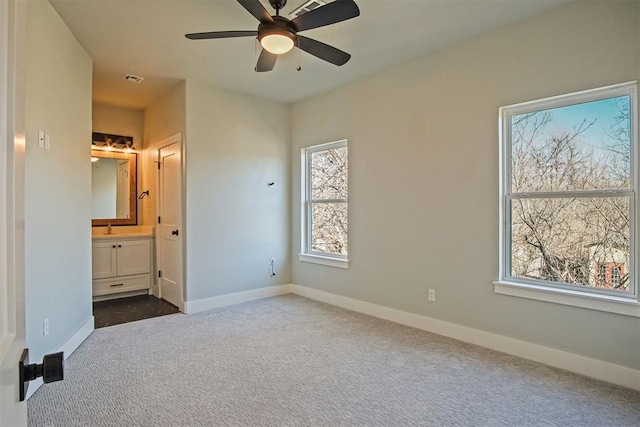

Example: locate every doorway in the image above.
[89,133,184,326]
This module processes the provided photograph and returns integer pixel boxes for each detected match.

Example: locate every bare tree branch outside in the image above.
[508,94,632,293]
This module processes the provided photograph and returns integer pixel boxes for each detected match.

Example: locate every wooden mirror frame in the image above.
[91,149,137,226]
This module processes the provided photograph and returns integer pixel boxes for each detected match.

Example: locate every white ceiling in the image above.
[50,0,571,109]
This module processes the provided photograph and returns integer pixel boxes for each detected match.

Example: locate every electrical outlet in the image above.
[43,318,49,336]
[428,289,436,302]
[44,133,51,150]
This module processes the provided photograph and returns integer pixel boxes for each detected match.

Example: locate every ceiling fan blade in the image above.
[185,30,257,40]
[237,0,274,24]
[297,35,351,66]
[256,49,277,72]
[291,0,360,32]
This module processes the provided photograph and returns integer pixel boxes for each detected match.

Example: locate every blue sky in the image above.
[550,96,629,150]
[512,95,631,169]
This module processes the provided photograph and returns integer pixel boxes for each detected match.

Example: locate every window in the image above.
[300,140,348,268]
[498,82,638,311]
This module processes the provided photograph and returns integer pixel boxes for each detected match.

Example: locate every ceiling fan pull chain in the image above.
[254,38,258,72]
[297,39,302,71]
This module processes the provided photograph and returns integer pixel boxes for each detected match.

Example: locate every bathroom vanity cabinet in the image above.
[92,234,153,298]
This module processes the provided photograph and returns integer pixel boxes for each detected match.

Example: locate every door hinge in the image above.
[157,162,161,170]
[158,270,162,278]
[158,216,161,224]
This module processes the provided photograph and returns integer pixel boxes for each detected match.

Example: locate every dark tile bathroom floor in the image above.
[93,295,180,328]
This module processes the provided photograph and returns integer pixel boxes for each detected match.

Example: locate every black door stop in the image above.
[19,349,64,401]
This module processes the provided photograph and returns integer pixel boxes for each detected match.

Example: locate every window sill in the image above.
[494,281,640,317]
[298,253,349,269]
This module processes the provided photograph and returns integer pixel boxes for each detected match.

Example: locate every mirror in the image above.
[91,149,137,226]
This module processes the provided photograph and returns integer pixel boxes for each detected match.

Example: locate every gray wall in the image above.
[24,0,92,366]
[185,80,290,301]
[291,1,640,369]
[142,82,186,296]
[142,82,186,229]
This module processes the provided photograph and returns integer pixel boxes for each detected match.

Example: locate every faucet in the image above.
[106,223,113,235]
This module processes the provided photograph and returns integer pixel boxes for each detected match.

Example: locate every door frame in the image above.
[0,0,27,423]
[148,133,184,311]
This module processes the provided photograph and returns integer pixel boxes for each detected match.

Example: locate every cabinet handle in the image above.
[117,245,122,248]
[112,245,116,248]
[171,230,179,236]
[110,283,124,287]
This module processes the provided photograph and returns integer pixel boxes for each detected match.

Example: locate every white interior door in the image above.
[157,138,182,309]
[0,0,27,424]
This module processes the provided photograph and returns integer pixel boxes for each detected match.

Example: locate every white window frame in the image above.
[299,140,349,269]
[495,82,640,317]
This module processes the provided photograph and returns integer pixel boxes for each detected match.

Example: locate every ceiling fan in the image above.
[185,0,360,72]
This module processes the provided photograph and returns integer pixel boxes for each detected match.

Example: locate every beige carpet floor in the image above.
[28,295,640,426]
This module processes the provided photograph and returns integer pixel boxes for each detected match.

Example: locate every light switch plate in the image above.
[38,130,45,148]
[44,133,51,150]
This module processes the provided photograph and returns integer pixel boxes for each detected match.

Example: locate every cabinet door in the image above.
[92,241,117,279]
[116,239,151,276]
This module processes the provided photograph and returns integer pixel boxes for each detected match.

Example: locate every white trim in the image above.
[510,189,633,199]
[304,139,348,153]
[92,289,149,302]
[501,81,638,114]
[289,284,640,391]
[183,285,291,315]
[0,0,26,422]
[0,0,9,371]
[26,316,95,400]
[0,333,14,363]
[149,283,159,298]
[494,281,640,317]
[298,253,349,269]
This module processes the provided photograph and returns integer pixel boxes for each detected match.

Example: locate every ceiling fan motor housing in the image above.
[258,16,297,44]
[269,0,287,11]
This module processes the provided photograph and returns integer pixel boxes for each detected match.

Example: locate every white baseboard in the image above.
[290,284,640,391]
[26,316,95,400]
[92,289,148,302]
[183,284,291,314]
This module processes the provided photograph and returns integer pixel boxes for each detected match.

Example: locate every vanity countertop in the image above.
[92,232,153,240]
[92,225,154,240]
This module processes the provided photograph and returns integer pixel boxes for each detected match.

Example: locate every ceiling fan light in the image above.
[260,33,294,54]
